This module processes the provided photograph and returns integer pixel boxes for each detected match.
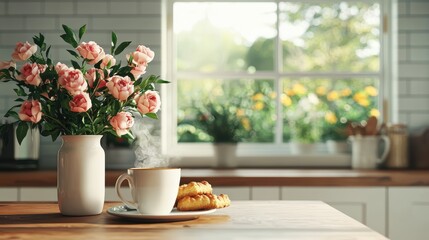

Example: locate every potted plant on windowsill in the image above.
[285,93,324,154]
[322,112,350,154]
[196,102,243,168]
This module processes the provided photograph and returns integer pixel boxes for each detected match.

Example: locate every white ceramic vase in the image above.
[57,135,105,216]
[214,143,237,168]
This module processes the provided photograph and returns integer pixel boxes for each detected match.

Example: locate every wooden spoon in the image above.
[346,122,355,136]
[365,116,378,136]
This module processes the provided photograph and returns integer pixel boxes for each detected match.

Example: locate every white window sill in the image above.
[173,154,351,168]
[168,143,351,168]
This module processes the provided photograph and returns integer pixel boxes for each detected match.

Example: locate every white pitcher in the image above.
[349,135,390,169]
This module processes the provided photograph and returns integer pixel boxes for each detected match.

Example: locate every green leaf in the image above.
[43,122,55,131]
[114,41,132,55]
[61,25,78,48]
[13,86,27,96]
[134,78,143,87]
[111,32,118,53]
[113,100,121,113]
[78,25,86,40]
[16,121,29,145]
[155,79,170,84]
[4,111,18,119]
[109,63,121,76]
[67,49,79,58]
[127,54,134,65]
[46,46,51,58]
[51,129,60,142]
[0,69,10,78]
[71,60,80,69]
[60,34,75,47]
[32,36,39,46]
[94,60,101,69]
[61,98,70,110]
[145,113,158,119]
[39,33,45,45]
[116,66,132,76]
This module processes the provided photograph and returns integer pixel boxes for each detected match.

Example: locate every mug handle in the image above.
[378,135,391,163]
[115,173,137,209]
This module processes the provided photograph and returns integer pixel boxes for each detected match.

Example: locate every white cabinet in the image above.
[20,187,57,201]
[281,187,386,235]
[251,187,280,200]
[105,186,132,202]
[0,187,18,201]
[388,187,429,240]
[213,187,251,200]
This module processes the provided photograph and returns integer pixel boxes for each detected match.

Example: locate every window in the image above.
[163,0,396,167]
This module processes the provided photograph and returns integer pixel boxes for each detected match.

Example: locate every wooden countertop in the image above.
[1,169,429,187]
[0,201,388,240]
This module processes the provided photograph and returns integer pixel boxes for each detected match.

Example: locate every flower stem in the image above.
[43,114,69,134]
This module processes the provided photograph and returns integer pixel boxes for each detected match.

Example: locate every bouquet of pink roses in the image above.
[0,25,167,144]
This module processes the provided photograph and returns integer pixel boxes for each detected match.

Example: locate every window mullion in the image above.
[275,0,283,145]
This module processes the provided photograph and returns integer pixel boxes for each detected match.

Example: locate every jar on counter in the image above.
[385,124,408,168]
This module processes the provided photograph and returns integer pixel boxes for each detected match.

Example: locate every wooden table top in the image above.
[0,201,388,240]
[1,168,429,187]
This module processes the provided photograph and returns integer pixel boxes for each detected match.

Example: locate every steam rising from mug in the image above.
[132,118,170,168]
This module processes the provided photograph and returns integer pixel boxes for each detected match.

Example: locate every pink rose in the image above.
[84,68,106,89]
[109,112,134,136]
[106,75,134,101]
[69,92,92,113]
[136,90,161,115]
[100,54,116,69]
[16,63,46,86]
[0,60,16,70]
[58,68,87,95]
[135,45,155,63]
[55,62,70,77]
[0,61,16,77]
[18,100,42,123]
[127,45,154,66]
[130,65,147,80]
[11,42,37,61]
[76,41,105,65]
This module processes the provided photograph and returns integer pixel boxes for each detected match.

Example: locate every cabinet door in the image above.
[388,187,429,240]
[213,187,251,200]
[281,187,386,235]
[251,187,281,200]
[0,187,18,201]
[105,186,133,202]
[20,187,57,201]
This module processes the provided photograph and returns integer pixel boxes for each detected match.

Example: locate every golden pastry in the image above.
[177,193,231,211]
[177,181,213,200]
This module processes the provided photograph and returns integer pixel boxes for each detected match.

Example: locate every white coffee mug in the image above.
[115,168,181,215]
[349,136,390,169]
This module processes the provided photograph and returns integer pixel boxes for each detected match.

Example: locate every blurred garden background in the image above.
[173,1,381,144]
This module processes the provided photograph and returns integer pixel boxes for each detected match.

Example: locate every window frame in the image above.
[161,0,398,167]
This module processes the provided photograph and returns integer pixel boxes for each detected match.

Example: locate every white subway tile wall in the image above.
[399,0,429,129]
[0,0,161,169]
[0,0,428,168]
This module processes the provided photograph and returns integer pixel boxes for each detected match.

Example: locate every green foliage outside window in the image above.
[174,2,381,144]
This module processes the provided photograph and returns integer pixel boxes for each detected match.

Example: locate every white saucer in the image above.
[107,205,216,222]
